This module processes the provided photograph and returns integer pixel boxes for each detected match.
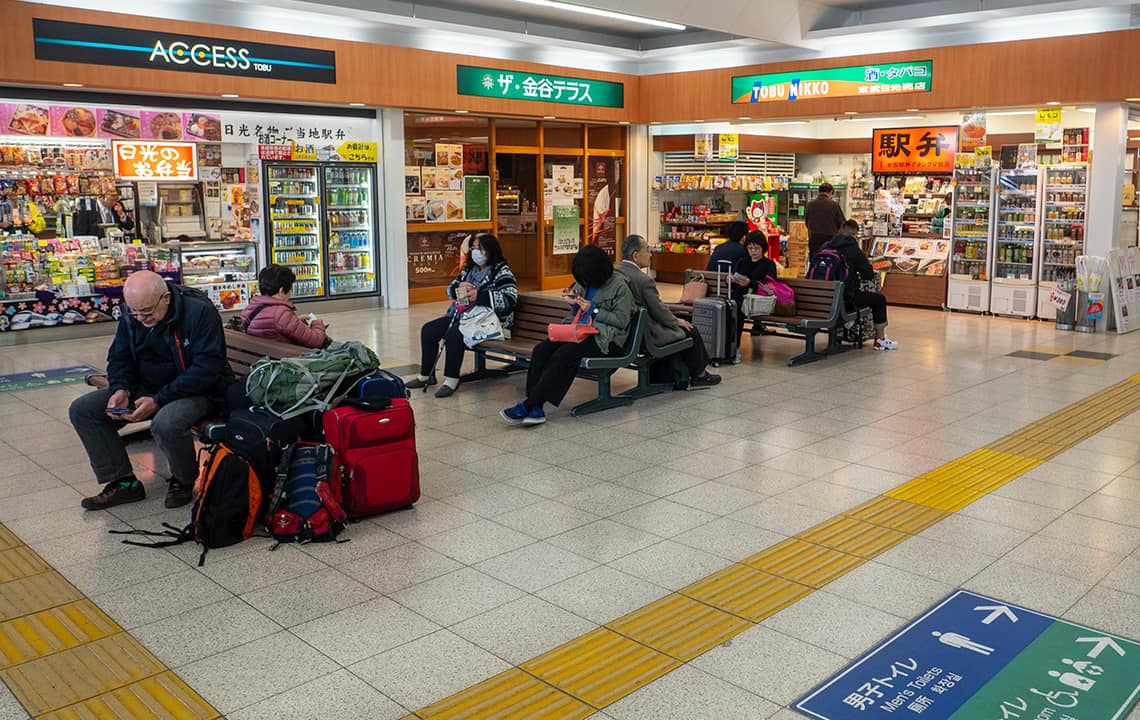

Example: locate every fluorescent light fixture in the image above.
[62,83,84,87]
[1045,101,1061,105]
[905,108,920,112]
[506,0,686,30]
[221,93,240,98]
[843,111,859,115]
[543,115,556,119]
[738,117,752,120]
[454,109,469,113]
[349,102,366,107]
[1127,98,1140,102]
[738,120,809,127]
[987,110,1037,116]
[618,121,631,125]
[844,115,925,122]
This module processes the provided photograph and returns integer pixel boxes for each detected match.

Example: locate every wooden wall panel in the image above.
[641,30,1140,123]
[2,0,638,122]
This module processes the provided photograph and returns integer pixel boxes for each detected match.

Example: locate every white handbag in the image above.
[458,306,504,348]
[742,290,776,317]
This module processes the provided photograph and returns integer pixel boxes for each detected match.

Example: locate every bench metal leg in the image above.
[460,352,526,384]
[823,329,851,356]
[570,372,634,416]
[619,365,673,400]
[787,330,828,366]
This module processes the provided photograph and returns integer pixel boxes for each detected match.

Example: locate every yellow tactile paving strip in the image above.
[0,376,1138,719]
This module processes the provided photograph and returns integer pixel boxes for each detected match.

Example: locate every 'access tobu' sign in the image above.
[796,590,1140,720]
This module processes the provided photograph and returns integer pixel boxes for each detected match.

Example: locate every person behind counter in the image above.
[240,264,330,348]
[805,182,846,260]
[98,192,134,237]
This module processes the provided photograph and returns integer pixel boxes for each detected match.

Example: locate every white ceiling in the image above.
[25,0,1140,74]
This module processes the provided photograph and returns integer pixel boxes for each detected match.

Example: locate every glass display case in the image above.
[175,240,259,311]
[156,183,206,241]
[267,164,324,298]
[1038,164,1088,320]
[992,167,1040,317]
[947,163,995,313]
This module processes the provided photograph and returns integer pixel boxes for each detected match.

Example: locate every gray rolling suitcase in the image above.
[692,261,738,366]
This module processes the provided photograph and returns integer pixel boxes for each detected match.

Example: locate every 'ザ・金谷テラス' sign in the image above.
[732,61,932,104]
[457,65,624,108]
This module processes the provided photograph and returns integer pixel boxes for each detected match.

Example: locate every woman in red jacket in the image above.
[240,264,330,348]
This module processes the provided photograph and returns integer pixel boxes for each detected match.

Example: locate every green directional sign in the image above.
[457,65,624,108]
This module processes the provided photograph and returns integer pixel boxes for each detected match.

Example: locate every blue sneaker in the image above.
[499,402,528,425]
[522,407,546,425]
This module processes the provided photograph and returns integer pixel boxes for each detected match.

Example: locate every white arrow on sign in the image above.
[1076,636,1125,659]
[974,604,1018,625]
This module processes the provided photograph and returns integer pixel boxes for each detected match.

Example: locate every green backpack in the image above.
[246,341,379,419]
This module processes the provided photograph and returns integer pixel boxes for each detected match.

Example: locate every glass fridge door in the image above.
[267,164,324,298]
[950,166,993,281]
[994,169,1039,283]
[324,164,377,296]
[1041,165,1087,284]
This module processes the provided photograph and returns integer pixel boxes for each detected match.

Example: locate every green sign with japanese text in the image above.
[463,176,491,222]
[732,60,933,104]
[457,65,624,108]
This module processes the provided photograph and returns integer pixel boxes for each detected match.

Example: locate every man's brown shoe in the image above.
[164,480,194,509]
[81,481,145,510]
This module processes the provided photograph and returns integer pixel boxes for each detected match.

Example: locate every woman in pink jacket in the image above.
[240,264,329,348]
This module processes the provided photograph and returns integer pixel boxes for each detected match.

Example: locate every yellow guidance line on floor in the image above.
[409,376,1140,719]
[1,376,1139,719]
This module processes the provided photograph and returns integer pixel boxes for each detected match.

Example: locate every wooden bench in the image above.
[467,293,682,415]
[745,277,867,366]
[85,329,309,438]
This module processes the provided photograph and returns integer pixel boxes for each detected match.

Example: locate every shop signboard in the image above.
[32,19,336,83]
[694,134,714,161]
[1108,247,1140,333]
[552,204,580,255]
[959,112,987,152]
[456,65,624,108]
[796,589,1140,720]
[718,133,739,161]
[407,231,466,287]
[732,60,932,104]
[588,157,621,257]
[463,176,491,222]
[112,141,197,181]
[1036,107,1063,143]
[871,126,957,175]
[258,144,292,161]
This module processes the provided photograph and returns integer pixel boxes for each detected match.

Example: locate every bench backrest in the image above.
[223,328,307,378]
[580,307,647,370]
[511,294,575,343]
[780,278,846,319]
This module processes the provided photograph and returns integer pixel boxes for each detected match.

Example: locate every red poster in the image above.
[588,157,622,258]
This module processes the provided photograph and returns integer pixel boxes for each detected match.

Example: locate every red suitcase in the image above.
[322,398,420,518]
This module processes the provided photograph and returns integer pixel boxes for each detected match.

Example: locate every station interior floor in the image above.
[1,292,1139,720]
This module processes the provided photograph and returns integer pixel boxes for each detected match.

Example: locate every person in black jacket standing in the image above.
[804,183,846,261]
[826,220,898,351]
[69,271,234,510]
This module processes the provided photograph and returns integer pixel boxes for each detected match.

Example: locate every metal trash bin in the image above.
[1075,290,1104,333]
[1055,280,1077,331]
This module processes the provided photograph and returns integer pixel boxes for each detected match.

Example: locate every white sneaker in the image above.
[873,337,899,351]
[731,349,742,365]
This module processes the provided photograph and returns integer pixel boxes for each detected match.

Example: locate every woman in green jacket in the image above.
[501,245,633,426]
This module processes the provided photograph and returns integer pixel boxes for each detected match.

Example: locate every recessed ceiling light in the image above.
[1127,98,1140,102]
[1045,101,1061,106]
[905,108,919,112]
[738,117,752,120]
[349,102,366,107]
[454,109,469,114]
[649,121,661,125]
[843,111,859,115]
[693,120,705,123]
[221,93,240,98]
[505,0,685,30]
[543,116,556,119]
[62,83,84,88]
[618,121,631,125]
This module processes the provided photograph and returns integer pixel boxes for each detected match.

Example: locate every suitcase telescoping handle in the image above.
[716,259,733,299]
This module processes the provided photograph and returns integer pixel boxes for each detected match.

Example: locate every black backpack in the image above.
[806,247,854,297]
[112,444,263,566]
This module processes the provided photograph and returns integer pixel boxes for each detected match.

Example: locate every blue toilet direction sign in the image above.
[795,590,1140,720]
[0,365,98,393]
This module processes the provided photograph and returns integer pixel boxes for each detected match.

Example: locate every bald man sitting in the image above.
[69,271,234,511]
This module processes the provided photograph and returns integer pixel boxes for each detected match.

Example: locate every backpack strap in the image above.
[314,444,347,523]
[238,302,272,332]
[266,443,297,520]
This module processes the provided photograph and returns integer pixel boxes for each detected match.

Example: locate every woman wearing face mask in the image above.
[406,233,518,397]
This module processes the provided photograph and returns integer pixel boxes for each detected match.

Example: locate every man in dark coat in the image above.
[69,271,234,510]
[804,182,846,260]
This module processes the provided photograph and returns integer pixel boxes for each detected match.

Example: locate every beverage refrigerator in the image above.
[947,164,995,313]
[1036,163,1088,320]
[991,167,1040,317]
[264,163,378,300]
